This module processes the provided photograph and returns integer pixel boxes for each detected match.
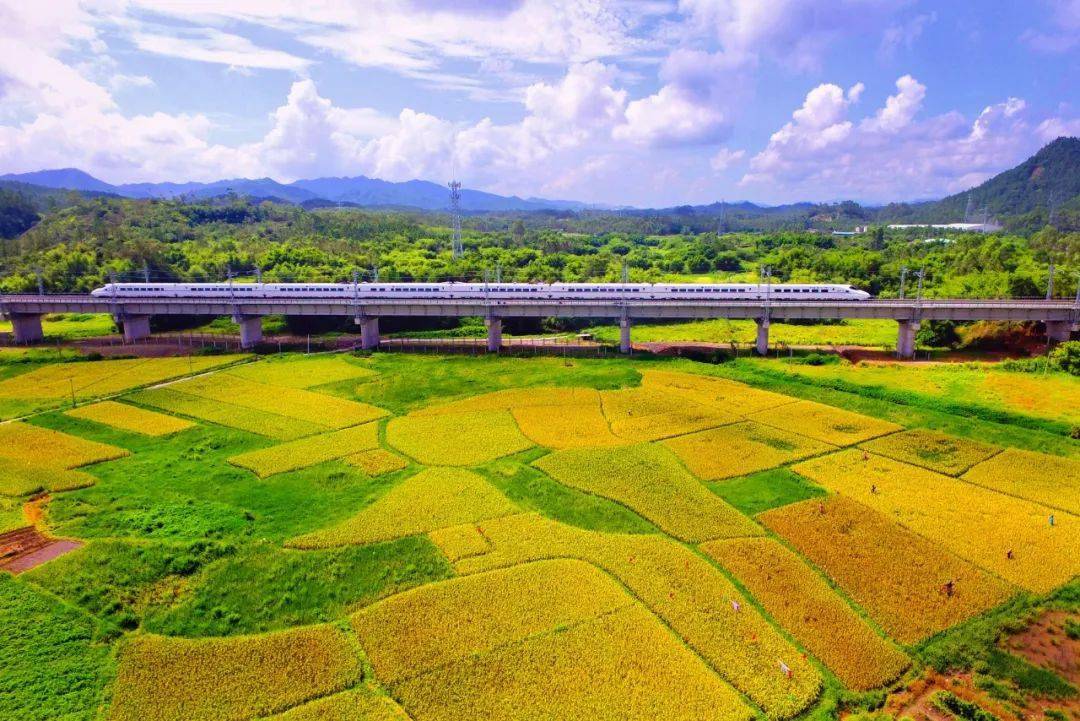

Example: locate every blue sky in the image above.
[0,1,1077,206]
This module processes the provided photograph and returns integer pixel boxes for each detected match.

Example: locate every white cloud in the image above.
[131,29,310,71]
[677,0,910,72]
[709,147,745,171]
[1020,0,1080,53]
[742,76,1069,202]
[879,12,936,61]
[1037,115,1080,141]
[862,74,925,133]
[109,73,154,91]
[615,85,729,146]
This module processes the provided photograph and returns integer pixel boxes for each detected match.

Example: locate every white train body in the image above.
[90,282,871,301]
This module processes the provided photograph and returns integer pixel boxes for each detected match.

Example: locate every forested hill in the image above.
[0,190,1075,302]
[878,137,1080,227]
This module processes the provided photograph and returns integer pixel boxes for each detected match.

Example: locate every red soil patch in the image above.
[2,540,82,573]
[1003,610,1080,687]
[0,495,82,573]
[877,610,1079,721]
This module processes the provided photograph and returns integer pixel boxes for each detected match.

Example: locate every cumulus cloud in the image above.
[741,76,1069,202]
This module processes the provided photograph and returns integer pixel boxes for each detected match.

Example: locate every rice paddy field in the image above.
[0,350,1077,721]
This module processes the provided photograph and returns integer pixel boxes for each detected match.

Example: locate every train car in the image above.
[89,282,871,300]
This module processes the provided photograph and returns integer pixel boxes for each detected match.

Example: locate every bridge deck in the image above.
[2,294,1077,322]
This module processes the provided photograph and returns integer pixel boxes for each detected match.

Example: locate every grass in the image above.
[347,354,640,415]
[476,453,658,534]
[36,413,404,544]
[0,574,113,721]
[21,538,230,640]
[144,537,453,637]
[707,467,827,516]
[585,318,901,347]
[0,312,115,340]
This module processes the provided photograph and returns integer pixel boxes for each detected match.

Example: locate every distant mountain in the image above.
[0,168,115,194]
[0,169,587,212]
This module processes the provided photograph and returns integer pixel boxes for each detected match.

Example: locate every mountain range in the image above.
[2,136,1077,222]
[0,169,591,212]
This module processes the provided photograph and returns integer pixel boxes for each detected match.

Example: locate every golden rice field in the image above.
[386,409,533,465]
[131,387,328,440]
[4,353,1080,721]
[0,456,96,496]
[533,443,761,541]
[962,447,1080,514]
[254,686,410,721]
[228,423,380,478]
[289,467,519,548]
[665,421,834,480]
[344,448,408,476]
[792,450,1080,592]
[759,496,1017,644]
[701,536,910,689]
[168,373,387,430]
[351,560,635,684]
[641,369,796,414]
[761,360,1080,427]
[225,356,375,388]
[357,559,751,721]
[0,355,245,418]
[599,385,738,441]
[109,625,361,721]
[0,421,128,469]
[448,513,821,719]
[750,399,903,445]
[511,401,626,448]
[66,400,195,437]
[860,428,999,476]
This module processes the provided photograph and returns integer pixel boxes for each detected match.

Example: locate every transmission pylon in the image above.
[718,200,727,235]
[963,193,974,223]
[448,180,463,258]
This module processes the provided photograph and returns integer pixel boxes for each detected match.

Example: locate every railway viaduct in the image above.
[2,294,1077,358]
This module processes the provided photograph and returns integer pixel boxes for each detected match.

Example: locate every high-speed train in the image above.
[90,282,871,300]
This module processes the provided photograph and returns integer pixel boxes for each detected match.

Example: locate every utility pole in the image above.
[448,180,463,258]
[915,268,925,303]
[622,260,629,283]
[899,266,908,299]
[255,265,262,284]
[1047,263,1055,300]
[760,265,772,317]
[35,267,44,296]
[143,260,150,283]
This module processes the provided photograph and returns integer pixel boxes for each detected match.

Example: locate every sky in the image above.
[0,1,1078,207]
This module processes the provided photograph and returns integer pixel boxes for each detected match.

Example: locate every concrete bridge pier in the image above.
[619,317,632,354]
[485,317,503,352]
[120,315,151,343]
[356,316,380,350]
[897,320,921,359]
[9,313,44,344]
[234,315,263,349]
[1046,320,1073,344]
[755,317,770,356]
